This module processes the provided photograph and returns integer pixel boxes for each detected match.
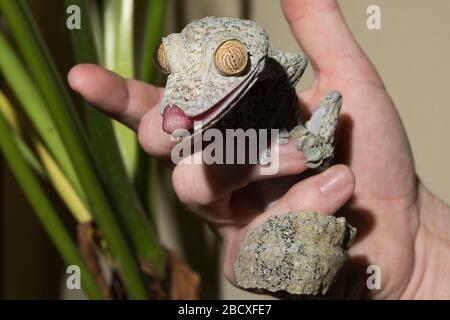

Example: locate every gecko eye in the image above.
[153,43,171,75]
[215,39,249,76]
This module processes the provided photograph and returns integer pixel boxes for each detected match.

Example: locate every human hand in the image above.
[67,0,450,299]
[68,60,356,296]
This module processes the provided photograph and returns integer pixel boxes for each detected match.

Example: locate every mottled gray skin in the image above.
[160,17,342,168]
[158,17,350,296]
[235,212,356,296]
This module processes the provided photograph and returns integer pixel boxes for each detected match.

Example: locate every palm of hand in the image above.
[322,76,418,299]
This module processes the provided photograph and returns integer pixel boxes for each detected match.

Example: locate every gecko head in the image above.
[154,17,269,135]
[155,17,308,136]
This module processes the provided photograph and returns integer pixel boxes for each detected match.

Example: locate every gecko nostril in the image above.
[162,104,193,134]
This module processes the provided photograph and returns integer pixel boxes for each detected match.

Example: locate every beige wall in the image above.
[157,0,450,299]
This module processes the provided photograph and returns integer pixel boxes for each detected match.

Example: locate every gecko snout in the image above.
[162,104,193,134]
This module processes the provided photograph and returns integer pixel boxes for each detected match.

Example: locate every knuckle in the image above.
[137,112,175,160]
[172,166,213,207]
[137,117,152,154]
[172,167,198,205]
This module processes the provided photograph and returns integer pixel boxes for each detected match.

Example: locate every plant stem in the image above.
[0,92,46,177]
[0,31,85,201]
[0,0,149,299]
[66,0,167,277]
[0,90,91,222]
[0,111,103,299]
[103,0,138,177]
[35,141,92,223]
[0,92,43,175]
[86,0,104,64]
[139,0,166,83]
[136,0,167,222]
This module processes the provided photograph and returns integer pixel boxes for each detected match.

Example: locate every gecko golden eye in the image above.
[215,39,249,76]
[153,43,171,74]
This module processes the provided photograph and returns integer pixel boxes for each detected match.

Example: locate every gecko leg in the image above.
[290,91,342,169]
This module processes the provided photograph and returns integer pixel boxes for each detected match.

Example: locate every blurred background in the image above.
[1,0,450,299]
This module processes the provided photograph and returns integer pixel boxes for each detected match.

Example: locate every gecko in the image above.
[153,17,354,296]
[154,16,342,169]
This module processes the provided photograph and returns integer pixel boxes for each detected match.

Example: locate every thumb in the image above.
[281,0,382,84]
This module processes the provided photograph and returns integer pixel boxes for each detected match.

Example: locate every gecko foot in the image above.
[290,91,342,169]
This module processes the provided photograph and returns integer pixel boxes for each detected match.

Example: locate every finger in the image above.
[172,161,251,209]
[263,164,354,220]
[140,114,308,163]
[171,142,308,209]
[137,107,179,160]
[281,0,381,83]
[250,141,308,182]
[68,64,163,130]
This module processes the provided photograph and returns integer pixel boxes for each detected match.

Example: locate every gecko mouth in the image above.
[162,66,260,135]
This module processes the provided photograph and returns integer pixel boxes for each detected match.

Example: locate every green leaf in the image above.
[0,90,46,176]
[86,0,104,64]
[0,0,149,299]
[103,0,138,177]
[66,0,167,277]
[139,0,166,83]
[135,0,167,222]
[14,135,46,177]
[0,111,103,299]
[0,90,91,222]
[0,31,85,201]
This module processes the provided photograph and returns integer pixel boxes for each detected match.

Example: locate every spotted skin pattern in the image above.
[158,17,342,168]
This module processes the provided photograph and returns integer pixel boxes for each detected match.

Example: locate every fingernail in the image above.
[319,168,351,195]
